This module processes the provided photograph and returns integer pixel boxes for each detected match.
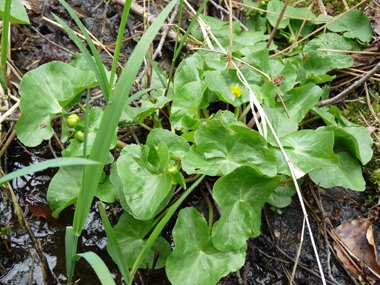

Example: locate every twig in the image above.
[16,141,47,161]
[114,0,195,51]
[0,129,16,159]
[28,250,38,285]
[315,61,380,107]
[153,3,179,60]
[266,0,290,49]
[290,216,306,284]
[289,0,314,53]
[0,101,19,124]
[53,131,65,151]
[364,82,380,124]
[208,0,248,31]
[261,235,337,285]
[318,186,340,285]
[317,48,380,55]
[233,1,328,22]
[358,110,380,143]
[316,0,326,15]
[127,126,141,146]
[31,27,75,55]
[268,0,368,59]
[101,0,112,43]
[48,139,57,158]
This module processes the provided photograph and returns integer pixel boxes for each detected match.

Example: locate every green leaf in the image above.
[305,33,360,70]
[98,203,130,283]
[146,128,190,158]
[267,177,299,208]
[212,166,281,251]
[170,81,209,130]
[333,126,373,165]
[204,69,249,106]
[270,128,339,176]
[62,107,117,157]
[182,119,277,176]
[16,62,96,147]
[201,15,241,38]
[264,107,298,145]
[166,207,246,285]
[276,83,322,123]
[72,252,116,285]
[309,151,365,191]
[69,53,116,87]
[174,61,202,95]
[0,0,29,24]
[327,9,373,42]
[47,166,114,217]
[116,144,173,220]
[266,0,289,29]
[0,157,99,186]
[267,0,315,29]
[112,212,172,269]
[121,95,173,125]
[95,176,118,203]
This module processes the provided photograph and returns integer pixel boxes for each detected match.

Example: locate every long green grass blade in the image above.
[129,175,205,284]
[72,0,177,236]
[98,202,131,283]
[0,0,12,95]
[166,0,208,93]
[174,0,208,60]
[54,0,110,101]
[65,227,76,283]
[110,0,132,93]
[0,157,100,185]
[72,252,116,285]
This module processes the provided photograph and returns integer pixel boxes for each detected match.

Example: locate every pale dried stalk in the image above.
[268,0,368,59]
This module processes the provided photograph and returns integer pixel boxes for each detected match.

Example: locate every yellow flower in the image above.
[231,84,242,97]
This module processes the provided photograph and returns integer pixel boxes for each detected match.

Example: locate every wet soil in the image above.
[1,0,380,285]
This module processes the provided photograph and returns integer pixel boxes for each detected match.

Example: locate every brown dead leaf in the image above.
[334,219,380,284]
[352,46,380,68]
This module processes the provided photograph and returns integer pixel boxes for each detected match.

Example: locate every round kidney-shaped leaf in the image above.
[16,62,95,146]
[166,207,246,285]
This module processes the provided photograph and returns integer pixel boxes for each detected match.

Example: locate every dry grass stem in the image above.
[268,0,368,59]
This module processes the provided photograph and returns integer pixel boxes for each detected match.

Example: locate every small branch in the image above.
[315,61,380,107]
[266,0,290,49]
[208,0,248,31]
[152,3,179,60]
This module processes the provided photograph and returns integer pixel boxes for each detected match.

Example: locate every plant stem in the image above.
[78,102,86,113]
[0,0,12,96]
[298,115,320,127]
[184,173,201,183]
[201,190,213,234]
[238,103,251,122]
[139,122,152,131]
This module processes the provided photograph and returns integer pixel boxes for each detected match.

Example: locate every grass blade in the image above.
[65,227,77,283]
[0,0,12,95]
[129,175,205,284]
[166,0,208,92]
[72,0,177,236]
[0,157,100,185]
[98,202,131,283]
[72,252,116,285]
[54,0,110,101]
[110,0,133,92]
